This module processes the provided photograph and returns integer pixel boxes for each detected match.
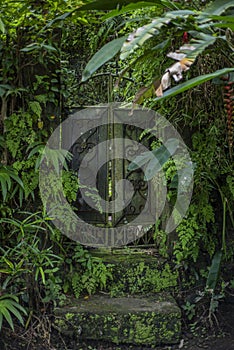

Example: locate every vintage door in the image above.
[65,105,157,246]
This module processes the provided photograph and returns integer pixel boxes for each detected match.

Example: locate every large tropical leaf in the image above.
[45,0,175,29]
[78,0,177,11]
[206,15,234,23]
[201,0,234,16]
[156,67,234,101]
[82,36,127,82]
[120,10,195,60]
[81,0,234,99]
[102,1,180,20]
[213,22,234,31]
[120,19,167,60]
[206,251,222,291]
[103,2,165,20]
[123,10,197,59]
[206,9,234,31]
[185,32,218,60]
[197,0,234,27]
[134,30,222,100]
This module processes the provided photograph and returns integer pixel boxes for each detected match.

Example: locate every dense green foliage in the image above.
[0,0,234,338]
[0,0,115,333]
[83,0,234,261]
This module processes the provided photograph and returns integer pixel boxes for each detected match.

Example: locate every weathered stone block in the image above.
[54,294,181,346]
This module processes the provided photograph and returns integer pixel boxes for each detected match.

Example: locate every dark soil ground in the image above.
[0,299,234,350]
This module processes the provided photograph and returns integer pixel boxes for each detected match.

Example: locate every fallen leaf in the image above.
[161,71,171,90]
[179,338,184,348]
[155,83,163,97]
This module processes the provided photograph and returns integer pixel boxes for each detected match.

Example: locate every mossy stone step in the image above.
[90,247,178,296]
[54,294,181,346]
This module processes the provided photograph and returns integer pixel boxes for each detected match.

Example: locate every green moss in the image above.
[108,260,178,297]
[54,318,66,328]
[134,321,155,343]
[54,295,181,345]
[65,313,75,321]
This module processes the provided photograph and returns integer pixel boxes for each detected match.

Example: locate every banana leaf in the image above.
[82,36,127,82]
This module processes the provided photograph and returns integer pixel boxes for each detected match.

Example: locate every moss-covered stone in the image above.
[54,294,181,346]
[90,247,178,296]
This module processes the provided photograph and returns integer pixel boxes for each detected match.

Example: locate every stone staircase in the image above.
[54,248,181,347]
